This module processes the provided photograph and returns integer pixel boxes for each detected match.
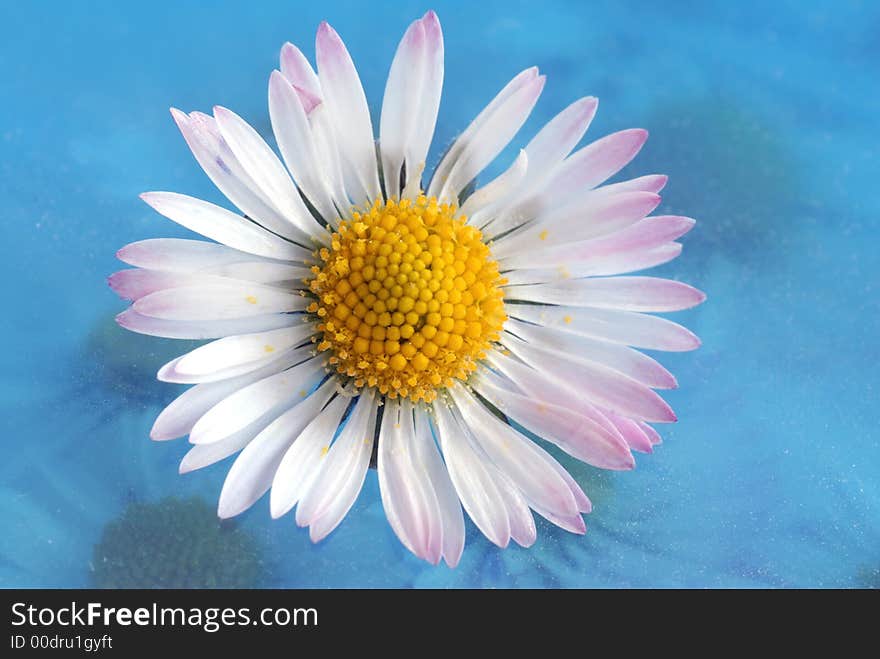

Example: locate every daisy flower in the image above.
[111,11,704,567]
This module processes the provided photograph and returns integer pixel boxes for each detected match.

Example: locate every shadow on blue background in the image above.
[0,0,877,587]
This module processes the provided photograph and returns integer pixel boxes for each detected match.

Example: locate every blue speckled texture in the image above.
[1,0,878,588]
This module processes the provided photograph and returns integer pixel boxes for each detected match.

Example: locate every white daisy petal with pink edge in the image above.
[112,11,704,567]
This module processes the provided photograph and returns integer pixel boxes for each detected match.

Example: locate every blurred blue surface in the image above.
[1,0,878,588]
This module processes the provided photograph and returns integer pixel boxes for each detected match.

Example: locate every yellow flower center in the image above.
[306,195,507,402]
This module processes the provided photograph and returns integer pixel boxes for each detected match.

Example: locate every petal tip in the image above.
[317,20,336,40]
[148,425,167,441]
[169,107,187,124]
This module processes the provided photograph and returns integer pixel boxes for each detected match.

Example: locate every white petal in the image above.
[170,109,312,242]
[202,260,311,283]
[316,22,381,204]
[429,67,538,199]
[479,96,598,228]
[269,393,350,519]
[591,173,668,197]
[139,192,312,261]
[217,379,336,518]
[461,149,528,224]
[177,323,314,374]
[213,106,328,242]
[501,244,683,284]
[150,354,302,441]
[506,303,701,351]
[378,400,443,563]
[501,333,676,423]
[380,17,427,199]
[522,96,598,184]
[133,280,308,321]
[268,70,339,222]
[485,348,625,440]
[278,42,350,212]
[435,74,544,203]
[503,276,706,312]
[432,402,510,547]
[110,269,265,301]
[505,319,677,389]
[492,191,662,259]
[403,11,444,196]
[189,356,325,445]
[296,390,378,540]
[546,128,649,198]
[107,262,310,300]
[472,367,634,470]
[116,238,305,276]
[449,384,579,519]
[413,407,465,567]
[179,415,275,474]
[482,129,649,239]
[280,42,322,99]
[499,214,693,271]
[116,309,297,340]
[307,103,351,218]
[488,464,536,547]
[159,345,307,385]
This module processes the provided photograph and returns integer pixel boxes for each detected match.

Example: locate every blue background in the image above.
[1,0,878,588]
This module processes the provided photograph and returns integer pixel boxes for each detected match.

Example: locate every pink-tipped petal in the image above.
[493,190,663,259]
[116,309,296,341]
[380,17,428,199]
[608,412,655,453]
[279,42,322,99]
[170,108,308,242]
[506,319,677,389]
[212,106,327,241]
[405,10,444,186]
[132,280,308,321]
[450,385,580,520]
[413,408,465,567]
[551,127,649,193]
[524,96,598,178]
[507,304,702,352]
[504,276,706,312]
[638,421,664,446]
[268,70,337,221]
[473,368,635,471]
[315,22,381,204]
[502,333,677,423]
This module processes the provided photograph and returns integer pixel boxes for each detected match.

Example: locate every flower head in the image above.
[112,11,704,566]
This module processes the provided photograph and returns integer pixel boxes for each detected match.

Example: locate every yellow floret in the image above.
[307,195,507,402]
